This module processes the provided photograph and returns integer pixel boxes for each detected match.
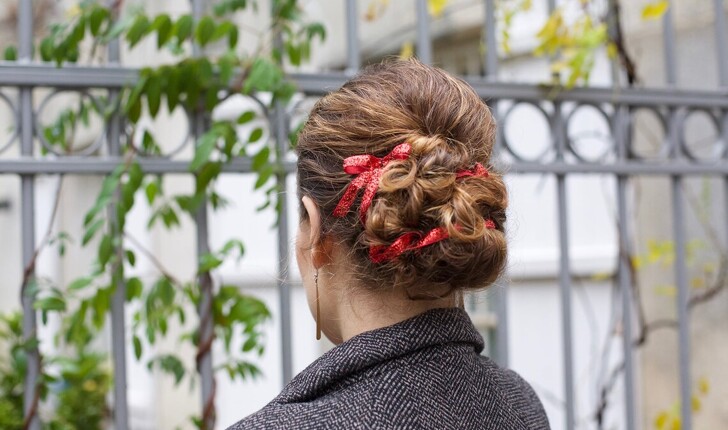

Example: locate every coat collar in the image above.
[276,307,484,403]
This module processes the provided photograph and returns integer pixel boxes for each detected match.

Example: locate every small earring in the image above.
[314,269,321,340]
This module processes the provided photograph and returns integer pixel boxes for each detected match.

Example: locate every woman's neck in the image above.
[328,283,458,344]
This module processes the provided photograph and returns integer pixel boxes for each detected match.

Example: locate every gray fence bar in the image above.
[482,0,508,368]
[663,3,693,429]
[107,27,130,430]
[484,0,499,79]
[614,106,637,430]
[554,106,576,430]
[415,0,433,64]
[715,0,728,86]
[190,1,216,428]
[193,113,216,430]
[18,0,40,428]
[345,0,361,73]
[273,11,294,386]
[546,1,575,428]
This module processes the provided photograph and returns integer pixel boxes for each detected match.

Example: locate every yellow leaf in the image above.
[655,411,669,429]
[606,42,618,60]
[654,285,676,297]
[428,0,448,17]
[399,41,414,59]
[642,1,669,21]
[698,377,709,394]
[591,271,612,282]
[632,256,644,270]
[66,4,82,18]
[670,416,681,430]
[690,277,705,289]
[691,395,701,412]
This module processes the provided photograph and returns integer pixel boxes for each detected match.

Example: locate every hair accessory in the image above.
[456,162,489,179]
[333,143,412,222]
[369,219,497,263]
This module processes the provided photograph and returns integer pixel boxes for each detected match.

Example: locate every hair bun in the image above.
[296,59,507,295]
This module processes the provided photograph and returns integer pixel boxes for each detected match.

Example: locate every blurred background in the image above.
[0,0,726,429]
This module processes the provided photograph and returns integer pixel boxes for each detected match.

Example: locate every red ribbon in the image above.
[369,219,497,263]
[456,162,489,179]
[333,143,412,222]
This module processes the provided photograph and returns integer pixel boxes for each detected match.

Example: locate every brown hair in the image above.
[296,59,507,296]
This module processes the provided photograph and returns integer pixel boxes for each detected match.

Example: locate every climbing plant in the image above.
[2,0,325,429]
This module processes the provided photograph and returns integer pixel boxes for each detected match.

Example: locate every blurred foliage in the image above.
[6,0,325,428]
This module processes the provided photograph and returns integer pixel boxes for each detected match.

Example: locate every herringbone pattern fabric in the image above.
[227,308,550,429]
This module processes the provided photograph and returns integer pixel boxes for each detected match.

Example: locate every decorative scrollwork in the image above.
[0,90,19,155]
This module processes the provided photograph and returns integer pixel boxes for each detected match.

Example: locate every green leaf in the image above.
[165,67,180,112]
[248,127,264,143]
[243,58,283,94]
[242,336,257,352]
[252,146,270,170]
[196,161,222,192]
[198,253,223,273]
[190,132,217,171]
[642,1,669,20]
[237,110,256,124]
[211,21,235,43]
[254,164,274,190]
[40,38,54,61]
[126,277,143,301]
[68,277,93,291]
[3,46,18,61]
[195,16,216,46]
[174,14,194,42]
[98,234,113,267]
[126,14,150,48]
[89,7,109,37]
[306,23,326,42]
[146,73,162,118]
[151,15,173,48]
[155,355,185,385]
[126,249,137,267]
[133,335,143,360]
[145,180,159,205]
[82,218,105,245]
[34,296,66,312]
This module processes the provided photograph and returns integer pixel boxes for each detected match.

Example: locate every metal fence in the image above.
[2,0,728,429]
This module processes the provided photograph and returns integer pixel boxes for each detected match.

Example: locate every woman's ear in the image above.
[301,196,331,269]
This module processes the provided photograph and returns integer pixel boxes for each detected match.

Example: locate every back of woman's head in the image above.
[296,59,507,296]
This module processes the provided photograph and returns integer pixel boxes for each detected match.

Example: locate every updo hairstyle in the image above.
[295,59,507,296]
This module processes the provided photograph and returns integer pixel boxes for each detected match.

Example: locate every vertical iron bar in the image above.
[484,0,499,79]
[663,3,692,429]
[716,1,728,297]
[272,6,293,386]
[107,21,129,430]
[191,0,215,428]
[546,1,574,428]
[345,0,361,74]
[18,0,40,429]
[415,0,433,64]
[662,2,678,86]
[554,107,576,430]
[483,0,507,367]
[671,173,692,430]
[713,0,728,86]
[606,3,636,428]
[614,106,637,430]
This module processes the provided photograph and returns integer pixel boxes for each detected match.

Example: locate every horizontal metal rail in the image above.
[2,64,728,108]
[3,158,728,175]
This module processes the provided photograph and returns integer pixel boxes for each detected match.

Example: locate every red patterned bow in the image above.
[369,219,497,263]
[456,162,489,179]
[333,143,412,222]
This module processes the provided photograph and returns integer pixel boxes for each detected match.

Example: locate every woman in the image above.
[228,59,550,429]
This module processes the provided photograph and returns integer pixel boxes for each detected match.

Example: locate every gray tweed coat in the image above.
[227,307,550,429]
